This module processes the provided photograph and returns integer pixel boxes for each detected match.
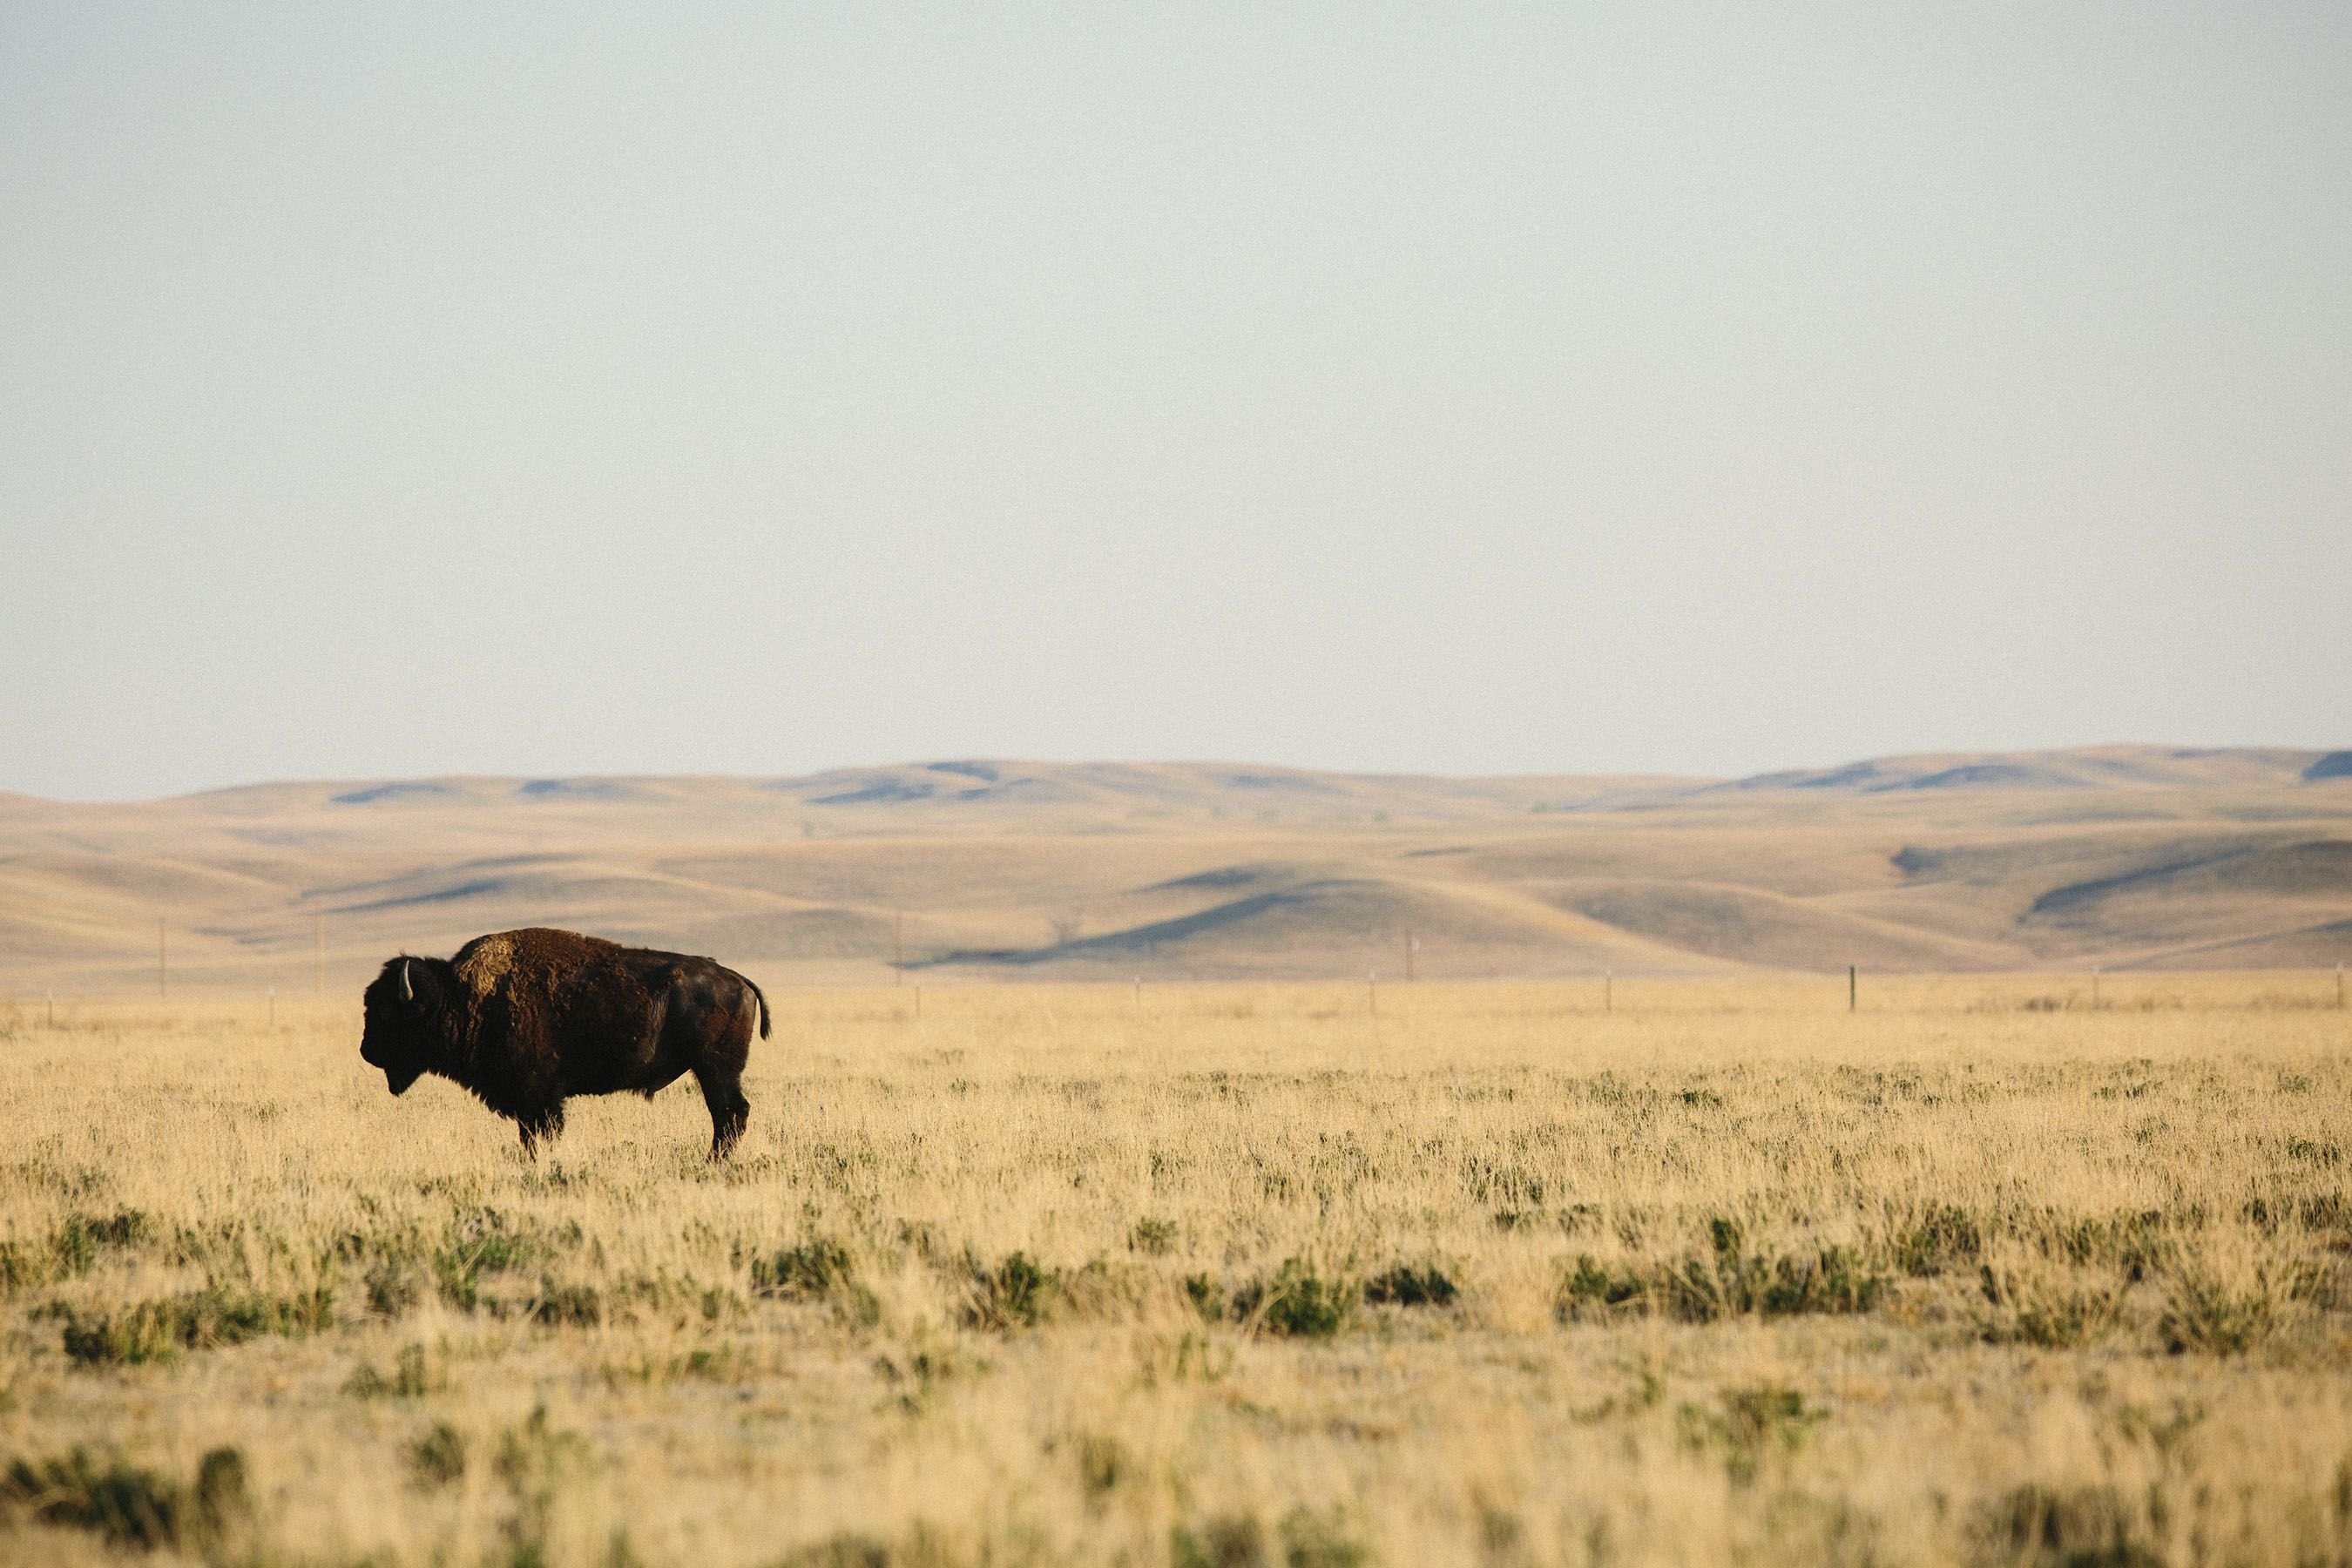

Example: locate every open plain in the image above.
[11,1,2345,1558]
[5,973,2352,1566]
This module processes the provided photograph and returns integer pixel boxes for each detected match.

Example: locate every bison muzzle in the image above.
[359,927,767,1159]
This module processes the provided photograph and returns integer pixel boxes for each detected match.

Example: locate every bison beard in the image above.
[359,928,767,1159]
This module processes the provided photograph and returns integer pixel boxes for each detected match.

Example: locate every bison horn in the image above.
[400,958,413,1003]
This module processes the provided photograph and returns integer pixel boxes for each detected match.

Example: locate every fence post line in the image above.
[1848,965,1856,1013]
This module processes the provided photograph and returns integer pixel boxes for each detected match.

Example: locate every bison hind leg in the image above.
[694,1067,748,1161]
[518,1102,565,1157]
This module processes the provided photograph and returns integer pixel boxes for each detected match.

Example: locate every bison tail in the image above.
[740,973,770,1040]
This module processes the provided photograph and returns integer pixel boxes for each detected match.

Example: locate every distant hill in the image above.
[1720,746,2326,795]
[2,747,2347,991]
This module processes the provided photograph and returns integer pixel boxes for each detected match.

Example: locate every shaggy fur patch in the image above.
[456,933,517,995]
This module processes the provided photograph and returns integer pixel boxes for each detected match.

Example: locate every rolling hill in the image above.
[2,747,2348,992]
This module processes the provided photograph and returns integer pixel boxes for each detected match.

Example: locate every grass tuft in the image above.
[409,1423,468,1489]
[1678,1383,1823,1484]
[2159,1268,2277,1355]
[345,1342,440,1399]
[1172,1506,1368,1568]
[0,1209,149,1297]
[1977,1265,2124,1348]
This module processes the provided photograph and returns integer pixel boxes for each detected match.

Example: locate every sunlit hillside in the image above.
[3,747,2349,993]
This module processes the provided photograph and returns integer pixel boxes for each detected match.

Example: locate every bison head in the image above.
[360,956,445,1096]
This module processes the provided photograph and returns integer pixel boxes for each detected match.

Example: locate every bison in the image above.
[359,927,767,1158]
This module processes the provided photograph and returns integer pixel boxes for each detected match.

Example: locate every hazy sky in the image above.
[3,3,2346,800]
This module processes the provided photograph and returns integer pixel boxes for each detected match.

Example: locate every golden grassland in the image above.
[3,973,2352,1567]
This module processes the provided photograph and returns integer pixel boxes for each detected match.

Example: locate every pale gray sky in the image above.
[3,3,2346,801]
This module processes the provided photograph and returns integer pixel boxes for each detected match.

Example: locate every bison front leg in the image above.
[517,1100,565,1157]
[693,1068,748,1160]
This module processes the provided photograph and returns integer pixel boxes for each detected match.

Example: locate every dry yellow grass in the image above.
[4,973,2352,1566]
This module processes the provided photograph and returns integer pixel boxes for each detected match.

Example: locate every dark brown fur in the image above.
[359,927,767,1159]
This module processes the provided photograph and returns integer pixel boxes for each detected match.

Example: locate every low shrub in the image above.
[1129,1217,1180,1255]
[1172,1505,1367,1568]
[1981,1484,2161,1567]
[365,1257,424,1316]
[2044,1209,2173,1281]
[747,1239,880,1327]
[493,1402,589,1493]
[751,1240,855,1301]
[1233,1260,1355,1338]
[775,1527,956,1568]
[1558,1255,1646,1318]
[530,1278,603,1328]
[963,1251,1058,1329]
[1658,1220,1886,1321]
[1364,1262,1457,1308]
[1890,1205,1982,1276]
[0,1443,247,1552]
[431,1208,564,1311]
[1070,1431,1132,1499]
[59,1285,335,1365]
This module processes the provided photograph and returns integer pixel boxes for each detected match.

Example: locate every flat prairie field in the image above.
[3,975,2351,1567]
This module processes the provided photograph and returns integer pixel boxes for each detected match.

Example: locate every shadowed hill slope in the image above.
[3,747,2348,990]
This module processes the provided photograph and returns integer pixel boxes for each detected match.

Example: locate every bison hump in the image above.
[455,932,520,995]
